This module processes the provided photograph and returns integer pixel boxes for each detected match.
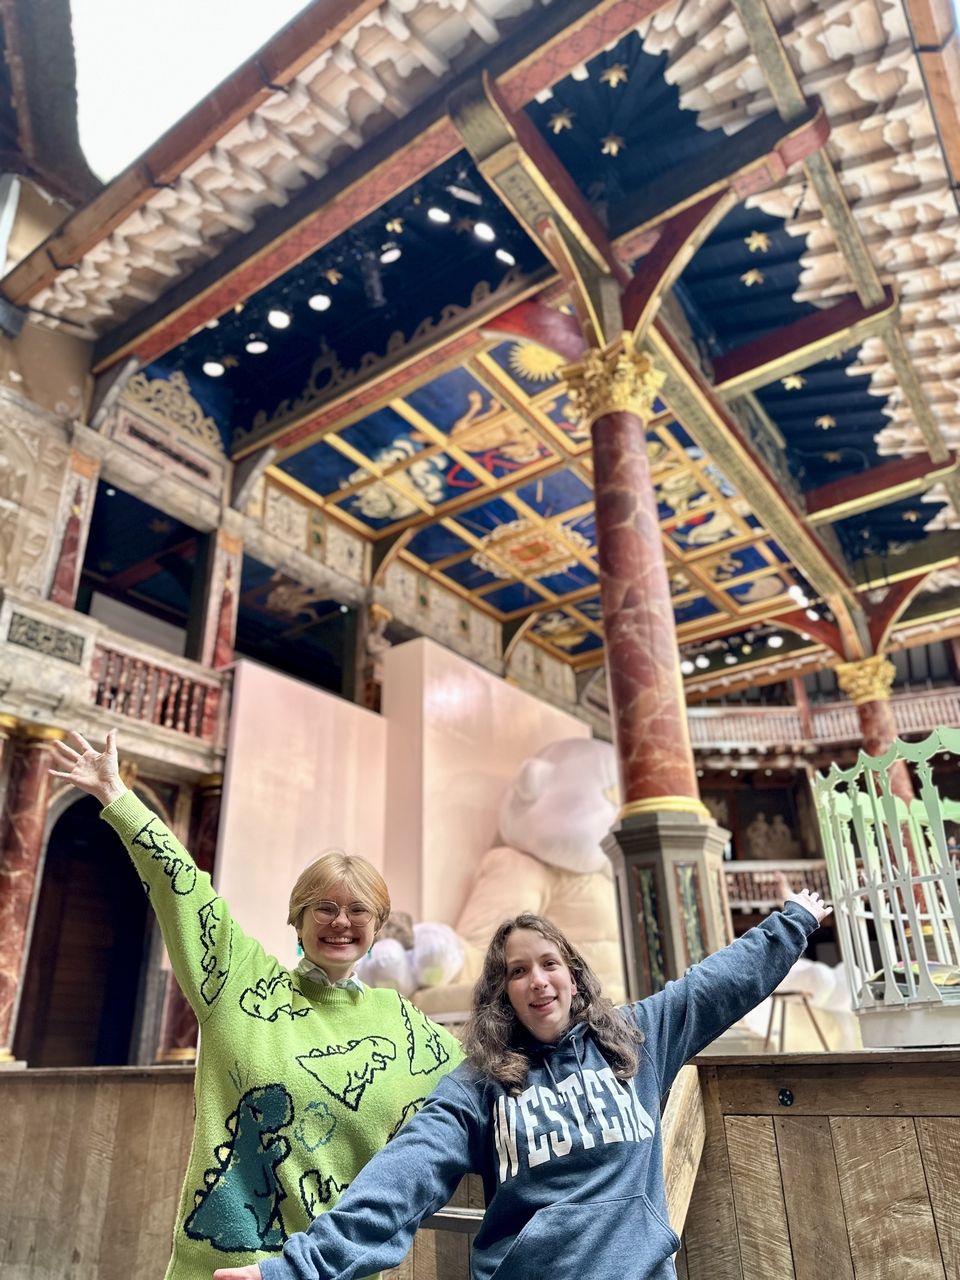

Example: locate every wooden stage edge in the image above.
[2,1051,959,1279]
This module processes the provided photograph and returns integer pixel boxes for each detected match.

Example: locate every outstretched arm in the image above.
[633,887,830,1088]
[214,1073,481,1280]
[50,729,246,1021]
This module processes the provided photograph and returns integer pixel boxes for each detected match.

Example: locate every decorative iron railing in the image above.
[813,727,960,1048]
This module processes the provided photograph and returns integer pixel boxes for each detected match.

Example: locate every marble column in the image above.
[0,727,58,1059]
[189,529,242,670]
[47,451,100,608]
[155,776,222,1063]
[835,654,914,805]
[564,339,732,997]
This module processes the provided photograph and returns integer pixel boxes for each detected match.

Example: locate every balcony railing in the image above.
[92,640,225,743]
[1,589,230,761]
[724,859,832,912]
[688,687,960,751]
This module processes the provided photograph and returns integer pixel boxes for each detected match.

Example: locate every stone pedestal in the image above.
[605,810,733,999]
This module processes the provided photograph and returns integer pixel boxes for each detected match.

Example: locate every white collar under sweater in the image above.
[294,955,365,994]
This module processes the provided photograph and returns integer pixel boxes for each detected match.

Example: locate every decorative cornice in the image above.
[835,654,896,705]
[562,337,665,428]
[120,372,224,456]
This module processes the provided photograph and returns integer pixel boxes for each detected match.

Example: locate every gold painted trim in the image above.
[619,796,711,819]
[22,724,67,742]
[807,458,959,527]
[0,713,20,732]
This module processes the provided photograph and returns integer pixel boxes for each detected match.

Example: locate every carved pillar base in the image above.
[605,810,733,1000]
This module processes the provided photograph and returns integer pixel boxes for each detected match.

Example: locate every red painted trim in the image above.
[777,608,846,657]
[483,300,586,360]
[867,573,932,654]
[804,449,952,520]
[713,289,896,391]
[115,0,675,368]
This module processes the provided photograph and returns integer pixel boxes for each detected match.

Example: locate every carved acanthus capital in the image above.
[835,654,896,705]
[562,337,665,428]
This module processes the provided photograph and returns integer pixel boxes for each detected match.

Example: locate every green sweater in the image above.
[102,792,463,1280]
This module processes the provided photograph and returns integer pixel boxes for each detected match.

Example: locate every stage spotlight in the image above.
[267,308,291,329]
[203,360,225,377]
[680,659,695,675]
[246,339,268,355]
[380,242,402,264]
[309,293,332,312]
[768,634,784,648]
[474,222,496,242]
[427,207,451,224]
[496,248,516,266]
[695,654,710,669]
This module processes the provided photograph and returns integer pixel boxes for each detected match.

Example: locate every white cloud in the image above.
[72,0,310,181]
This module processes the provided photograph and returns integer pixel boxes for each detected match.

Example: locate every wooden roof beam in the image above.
[805,451,959,526]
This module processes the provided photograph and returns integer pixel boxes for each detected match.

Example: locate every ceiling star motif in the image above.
[744,231,771,253]
[902,510,921,523]
[507,341,565,383]
[823,451,843,462]
[740,268,764,287]
[455,217,476,234]
[781,374,806,390]
[599,63,629,87]
[323,268,343,285]
[815,415,837,430]
[470,518,589,580]
[549,109,574,134]
[600,134,625,156]
[385,217,404,234]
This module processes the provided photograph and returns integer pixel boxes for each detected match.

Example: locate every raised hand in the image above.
[49,729,126,807]
[776,875,831,926]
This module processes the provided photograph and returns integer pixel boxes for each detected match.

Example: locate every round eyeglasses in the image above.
[309,900,373,925]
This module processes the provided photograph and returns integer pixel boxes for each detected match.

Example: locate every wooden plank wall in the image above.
[681,1051,960,1280]
[0,1067,474,1280]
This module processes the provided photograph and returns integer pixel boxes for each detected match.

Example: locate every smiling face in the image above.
[298,882,377,981]
[504,927,578,1043]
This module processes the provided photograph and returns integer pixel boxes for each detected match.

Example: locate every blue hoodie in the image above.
[260,903,818,1280]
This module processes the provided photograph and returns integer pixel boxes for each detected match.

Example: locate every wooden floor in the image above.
[680,1050,960,1280]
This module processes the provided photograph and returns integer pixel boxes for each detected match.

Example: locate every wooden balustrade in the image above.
[689,688,960,752]
[92,640,226,745]
[723,859,831,912]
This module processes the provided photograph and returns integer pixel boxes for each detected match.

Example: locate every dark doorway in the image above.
[13,794,150,1066]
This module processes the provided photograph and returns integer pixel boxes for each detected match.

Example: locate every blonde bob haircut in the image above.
[287,850,390,933]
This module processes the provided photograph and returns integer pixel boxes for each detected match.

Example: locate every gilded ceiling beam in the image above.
[712,289,897,398]
[852,529,960,591]
[805,451,959,527]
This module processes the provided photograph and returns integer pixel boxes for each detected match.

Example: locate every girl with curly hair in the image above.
[217,890,829,1280]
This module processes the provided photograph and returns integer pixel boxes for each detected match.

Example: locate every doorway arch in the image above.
[13,793,151,1066]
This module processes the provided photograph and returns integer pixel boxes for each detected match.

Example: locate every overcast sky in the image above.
[71,0,311,181]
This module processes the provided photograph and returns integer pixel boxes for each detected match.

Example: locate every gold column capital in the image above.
[562,336,665,428]
[835,654,896,704]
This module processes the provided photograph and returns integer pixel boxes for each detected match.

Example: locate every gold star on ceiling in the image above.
[782,373,806,390]
[816,415,837,430]
[323,269,343,285]
[601,134,625,156]
[222,354,239,369]
[822,451,842,463]
[902,510,921,523]
[385,217,404,234]
[599,63,629,87]
[455,217,476,234]
[740,268,765,287]
[549,108,574,134]
[744,230,771,253]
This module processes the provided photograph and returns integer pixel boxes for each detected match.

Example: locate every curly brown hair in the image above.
[462,912,643,1092]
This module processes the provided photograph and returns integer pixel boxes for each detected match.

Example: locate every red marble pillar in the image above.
[155,777,222,1063]
[200,531,242,670]
[590,411,700,808]
[48,452,100,608]
[0,729,57,1057]
[565,343,729,996]
[857,696,914,806]
[836,655,914,804]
